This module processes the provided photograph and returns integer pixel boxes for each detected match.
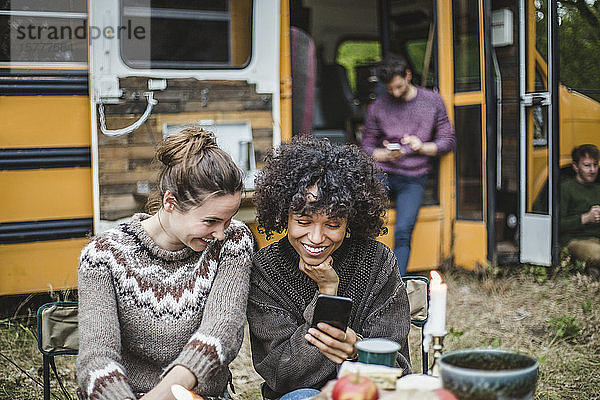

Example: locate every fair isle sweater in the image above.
[76,214,254,400]
[247,237,411,399]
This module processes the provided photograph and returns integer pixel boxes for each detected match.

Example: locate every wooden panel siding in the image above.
[98,79,273,220]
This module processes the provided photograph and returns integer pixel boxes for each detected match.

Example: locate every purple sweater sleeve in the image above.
[431,94,455,154]
[361,103,381,156]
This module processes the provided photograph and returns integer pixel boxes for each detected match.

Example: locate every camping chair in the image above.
[402,276,430,373]
[37,301,79,400]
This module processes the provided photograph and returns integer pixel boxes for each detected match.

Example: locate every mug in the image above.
[355,338,401,367]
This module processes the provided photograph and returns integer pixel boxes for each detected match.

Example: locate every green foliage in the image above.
[490,337,501,348]
[448,326,464,340]
[581,300,593,314]
[548,314,581,340]
[558,248,588,275]
[537,354,548,365]
[558,0,600,101]
[524,264,549,283]
[18,324,36,342]
[536,0,600,100]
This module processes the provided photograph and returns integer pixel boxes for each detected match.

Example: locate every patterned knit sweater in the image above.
[76,214,254,400]
[247,236,411,399]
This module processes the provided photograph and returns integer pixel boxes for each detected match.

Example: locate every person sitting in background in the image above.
[560,143,600,267]
[76,128,254,400]
[247,136,411,400]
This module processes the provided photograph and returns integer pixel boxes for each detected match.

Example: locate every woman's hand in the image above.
[140,365,197,400]
[299,256,339,295]
[305,324,360,364]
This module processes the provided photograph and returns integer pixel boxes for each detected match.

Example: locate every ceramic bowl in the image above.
[438,348,539,400]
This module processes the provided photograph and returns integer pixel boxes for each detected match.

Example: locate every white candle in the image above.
[428,270,447,335]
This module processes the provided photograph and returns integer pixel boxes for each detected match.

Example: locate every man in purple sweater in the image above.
[361,55,455,275]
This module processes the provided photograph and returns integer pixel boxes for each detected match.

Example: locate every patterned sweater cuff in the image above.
[86,363,136,400]
[166,332,224,384]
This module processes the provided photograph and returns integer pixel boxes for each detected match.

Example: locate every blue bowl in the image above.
[439,349,539,400]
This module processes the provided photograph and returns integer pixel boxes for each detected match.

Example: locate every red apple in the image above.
[432,388,458,400]
[171,384,206,400]
[331,374,379,400]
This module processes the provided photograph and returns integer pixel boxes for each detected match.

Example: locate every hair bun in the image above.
[184,127,218,147]
[157,127,219,167]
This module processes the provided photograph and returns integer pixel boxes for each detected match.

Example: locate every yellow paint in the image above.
[440,0,487,267]
[381,207,444,272]
[0,168,93,222]
[230,0,252,66]
[248,206,443,272]
[0,238,88,295]
[452,220,487,269]
[526,76,600,210]
[526,85,600,210]
[454,92,485,106]
[279,0,292,142]
[0,96,90,148]
[559,85,600,165]
[248,222,286,249]
[436,0,456,262]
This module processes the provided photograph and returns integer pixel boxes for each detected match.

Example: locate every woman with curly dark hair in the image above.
[247,136,411,400]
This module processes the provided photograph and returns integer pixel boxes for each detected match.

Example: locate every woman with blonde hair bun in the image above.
[76,128,254,400]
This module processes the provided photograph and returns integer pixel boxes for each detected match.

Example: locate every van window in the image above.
[455,105,483,220]
[335,40,381,92]
[120,0,252,69]
[452,0,481,92]
[0,0,88,65]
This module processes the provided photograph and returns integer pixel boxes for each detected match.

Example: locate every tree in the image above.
[558,0,600,101]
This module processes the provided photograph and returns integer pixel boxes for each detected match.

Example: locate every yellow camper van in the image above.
[1,0,599,295]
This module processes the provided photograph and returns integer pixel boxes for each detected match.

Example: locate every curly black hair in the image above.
[254,136,389,240]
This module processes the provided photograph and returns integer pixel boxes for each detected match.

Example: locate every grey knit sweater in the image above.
[247,236,411,399]
[76,214,253,400]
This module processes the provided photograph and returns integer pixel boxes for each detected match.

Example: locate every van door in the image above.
[518,0,557,265]
[445,0,489,269]
[88,0,280,231]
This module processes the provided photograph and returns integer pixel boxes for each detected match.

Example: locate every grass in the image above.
[1,266,599,400]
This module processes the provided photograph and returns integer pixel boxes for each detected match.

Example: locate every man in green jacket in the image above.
[560,144,600,266]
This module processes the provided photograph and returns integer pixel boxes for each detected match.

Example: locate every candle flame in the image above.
[430,270,443,283]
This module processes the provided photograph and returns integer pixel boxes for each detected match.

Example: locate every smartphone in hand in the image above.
[386,142,412,153]
[311,294,353,331]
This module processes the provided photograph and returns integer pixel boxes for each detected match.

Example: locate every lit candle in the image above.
[428,270,447,335]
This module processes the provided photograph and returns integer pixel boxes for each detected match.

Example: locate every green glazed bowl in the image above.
[439,348,539,400]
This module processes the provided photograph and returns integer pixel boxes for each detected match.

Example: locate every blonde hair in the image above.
[146,127,243,213]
